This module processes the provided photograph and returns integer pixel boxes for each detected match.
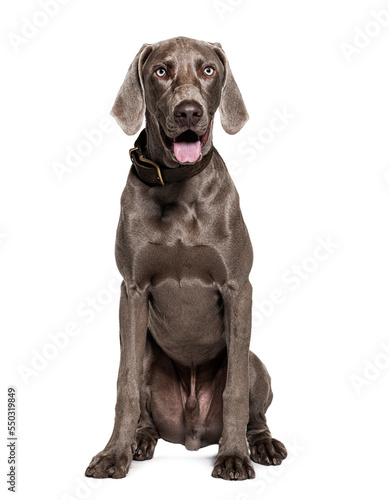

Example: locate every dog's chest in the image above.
[120,199,228,286]
[148,239,226,286]
[117,186,250,291]
[152,199,201,240]
[141,216,228,288]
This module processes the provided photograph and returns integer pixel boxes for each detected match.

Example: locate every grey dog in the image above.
[85,36,287,481]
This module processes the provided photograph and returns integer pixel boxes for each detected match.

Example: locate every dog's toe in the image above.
[212,454,255,480]
[250,437,287,466]
[133,431,158,461]
[85,450,131,479]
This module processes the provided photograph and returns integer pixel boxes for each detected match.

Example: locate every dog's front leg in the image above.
[86,280,148,479]
[212,280,255,480]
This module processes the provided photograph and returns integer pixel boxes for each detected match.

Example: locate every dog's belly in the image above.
[148,277,225,366]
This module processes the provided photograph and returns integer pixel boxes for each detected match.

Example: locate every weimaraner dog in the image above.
[85,36,287,481]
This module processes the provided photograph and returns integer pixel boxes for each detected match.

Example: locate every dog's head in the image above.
[111,37,249,167]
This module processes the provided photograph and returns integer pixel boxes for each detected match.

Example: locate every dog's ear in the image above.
[111,44,153,135]
[211,43,249,135]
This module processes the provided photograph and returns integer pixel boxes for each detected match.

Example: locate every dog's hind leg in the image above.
[247,351,287,466]
[133,334,160,461]
[133,392,159,461]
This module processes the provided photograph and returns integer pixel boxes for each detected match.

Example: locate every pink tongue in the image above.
[174,140,201,163]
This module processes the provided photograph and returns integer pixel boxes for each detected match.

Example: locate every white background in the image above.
[2,0,389,498]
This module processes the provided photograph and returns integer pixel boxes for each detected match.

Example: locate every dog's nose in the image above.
[174,101,203,128]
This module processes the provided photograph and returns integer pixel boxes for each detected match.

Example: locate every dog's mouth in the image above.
[159,122,211,164]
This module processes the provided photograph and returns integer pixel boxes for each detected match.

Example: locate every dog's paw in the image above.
[85,449,132,479]
[249,438,287,466]
[133,431,158,461]
[211,454,255,480]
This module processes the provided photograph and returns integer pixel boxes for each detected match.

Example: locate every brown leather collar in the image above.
[129,129,214,186]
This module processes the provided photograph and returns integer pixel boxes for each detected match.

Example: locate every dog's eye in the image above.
[204,67,215,76]
[155,68,167,78]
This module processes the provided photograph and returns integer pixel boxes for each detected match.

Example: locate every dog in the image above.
[85,36,287,481]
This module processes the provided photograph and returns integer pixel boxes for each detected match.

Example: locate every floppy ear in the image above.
[111,44,153,135]
[212,43,249,135]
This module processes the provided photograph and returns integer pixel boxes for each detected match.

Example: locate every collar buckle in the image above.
[129,146,165,186]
